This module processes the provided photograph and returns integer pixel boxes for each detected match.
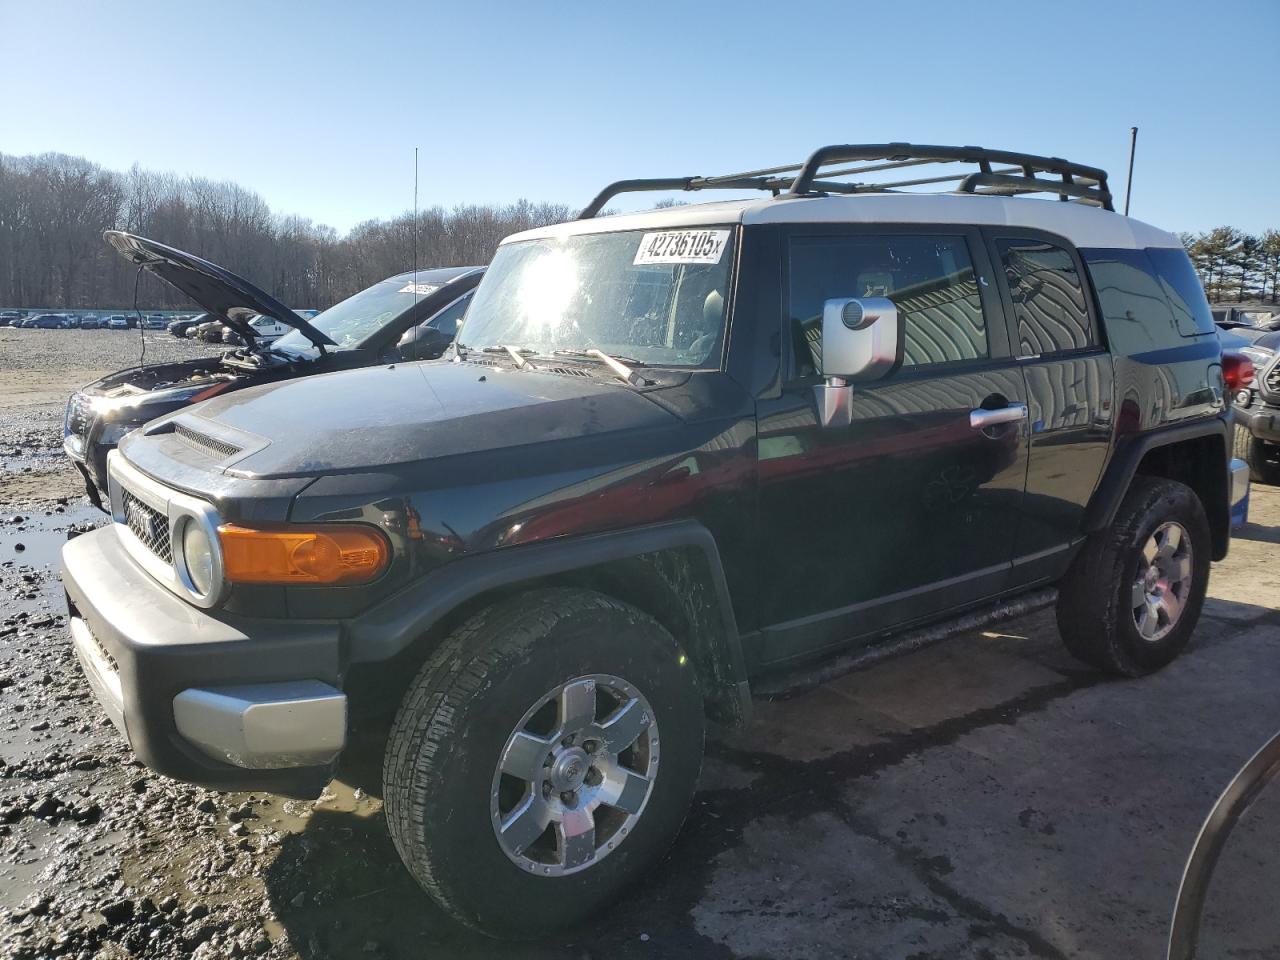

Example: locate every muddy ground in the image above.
[2,328,1278,959]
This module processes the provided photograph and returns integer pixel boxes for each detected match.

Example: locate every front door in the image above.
[753,227,1029,667]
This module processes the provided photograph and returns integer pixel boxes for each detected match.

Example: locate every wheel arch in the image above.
[1082,416,1231,560]
[345,520,752,725]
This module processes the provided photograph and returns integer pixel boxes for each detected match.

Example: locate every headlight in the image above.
[179,519,216,597]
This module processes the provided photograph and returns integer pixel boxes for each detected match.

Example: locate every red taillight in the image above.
[1222,352,1255,392]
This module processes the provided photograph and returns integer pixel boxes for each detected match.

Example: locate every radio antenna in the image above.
[413,146,420,310]
[1123,126,1138,216]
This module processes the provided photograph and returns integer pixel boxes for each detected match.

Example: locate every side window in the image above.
[425,293,472,338]
[995,238,1095,356]
[1145,247,1216,338]
[788,235,988,377]
[1081,248,1180,354]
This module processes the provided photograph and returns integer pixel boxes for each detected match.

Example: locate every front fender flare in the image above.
[345,520,751,719]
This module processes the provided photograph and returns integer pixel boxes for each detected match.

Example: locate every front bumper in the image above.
[1235,403,1280,444]
[61,524,346,797]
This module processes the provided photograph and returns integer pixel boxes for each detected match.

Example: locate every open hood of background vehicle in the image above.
[103,231,336,349]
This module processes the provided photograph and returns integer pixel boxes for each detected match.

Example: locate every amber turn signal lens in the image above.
[218,523,390,586]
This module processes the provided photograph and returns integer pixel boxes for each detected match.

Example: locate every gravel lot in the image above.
[2,329,1278,959]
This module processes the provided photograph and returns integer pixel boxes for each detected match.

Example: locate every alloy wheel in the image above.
[1131,521,1193,642]
[490,674,659,876]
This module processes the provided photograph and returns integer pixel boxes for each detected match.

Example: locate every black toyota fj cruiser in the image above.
[61,143,1244,939]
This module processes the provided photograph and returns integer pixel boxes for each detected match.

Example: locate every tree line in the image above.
[0,152,573,310]
[1180,227,1280,304]
[3,152,1277,311]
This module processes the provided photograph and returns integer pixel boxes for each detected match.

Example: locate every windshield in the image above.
[273,277,428,356]
[458,227,736,368]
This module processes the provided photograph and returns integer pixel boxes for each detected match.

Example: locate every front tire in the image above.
[383,588,704,939]
[1056,476,1210,676]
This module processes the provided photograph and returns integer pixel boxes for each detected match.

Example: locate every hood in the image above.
[104,231,335,350]
[129,361,679,478]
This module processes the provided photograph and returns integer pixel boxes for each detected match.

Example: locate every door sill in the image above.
[750,586,1058,699]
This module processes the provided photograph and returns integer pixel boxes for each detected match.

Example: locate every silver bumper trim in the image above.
[69,616,127,737]
[1230,457,1250,506]
[172,681,347,769]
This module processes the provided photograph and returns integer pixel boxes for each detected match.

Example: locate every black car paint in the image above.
[66,267,483,507]
[67,218,1231,796]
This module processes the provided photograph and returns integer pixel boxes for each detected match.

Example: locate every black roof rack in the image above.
[578,142,1113,219]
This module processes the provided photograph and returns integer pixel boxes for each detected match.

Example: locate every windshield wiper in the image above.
[478,345,535,368]
[554,348,649,386]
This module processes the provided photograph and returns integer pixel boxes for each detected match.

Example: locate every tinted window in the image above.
[1146,247,1216,337]
[427,293,472,338]
[1081,248,1181,354]
[996,238,1094,355]
[788,235,987,376]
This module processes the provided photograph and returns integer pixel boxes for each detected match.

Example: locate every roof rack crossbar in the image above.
[576,142,1113,218]
[956,172,1113,208]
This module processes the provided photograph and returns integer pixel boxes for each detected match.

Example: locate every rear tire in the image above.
[1233,422,1280,485]
[382,588,704,939]
[1056,476,1210,676]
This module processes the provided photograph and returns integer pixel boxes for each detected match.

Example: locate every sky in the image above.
[2,0,1277,237]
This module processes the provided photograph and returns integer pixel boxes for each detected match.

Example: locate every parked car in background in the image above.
[79,316,101,330]
[168,313,207,338]
[0,311,21,326]
[193,319,226,341]
[30,313,70,328]
[222,310,320,345]
[1230,333,1280,483]
[63,230,481,507]
[64,314,80,327]
[104,314,132,329]
[143,314,167,329]
[60,144,1248,937]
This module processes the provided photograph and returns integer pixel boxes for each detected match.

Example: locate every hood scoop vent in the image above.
[174,423,243,460]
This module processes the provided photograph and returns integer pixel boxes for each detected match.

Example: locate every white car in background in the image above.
[222,310,319,344]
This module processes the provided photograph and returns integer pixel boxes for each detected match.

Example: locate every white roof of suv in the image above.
[505,193,1181,252]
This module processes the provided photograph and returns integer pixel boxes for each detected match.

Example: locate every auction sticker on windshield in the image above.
[398,282,440,295]
[634,230,730,265]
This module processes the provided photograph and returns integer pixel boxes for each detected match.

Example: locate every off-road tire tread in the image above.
[1056,475,1209,676]
[382,587,682,930]
[1233,422,1280,485]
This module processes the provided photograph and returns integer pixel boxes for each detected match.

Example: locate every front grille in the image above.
[123,491,172,564]
[1264,357,1280,398]
[174,423,241,459]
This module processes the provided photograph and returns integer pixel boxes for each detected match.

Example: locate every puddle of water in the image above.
[0,503,104,575]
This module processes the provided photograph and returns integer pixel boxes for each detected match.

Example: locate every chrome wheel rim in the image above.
[490,674,659,876]
[1131,521,1193,642]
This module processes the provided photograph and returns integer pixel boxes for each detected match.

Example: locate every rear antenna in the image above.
[413,146,420,311]
[1123,126,1138,216]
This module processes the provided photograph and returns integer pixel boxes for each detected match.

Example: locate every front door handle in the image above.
[969,402,1029,430]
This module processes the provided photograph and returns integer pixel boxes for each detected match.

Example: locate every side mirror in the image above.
[398,325,452,361]
[815,296,899,428]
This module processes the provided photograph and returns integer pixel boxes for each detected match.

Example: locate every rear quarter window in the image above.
[1080,248,1182,355]
[1145,247,1217,338]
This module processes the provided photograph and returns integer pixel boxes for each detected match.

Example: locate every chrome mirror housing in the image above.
[815,297,900,428]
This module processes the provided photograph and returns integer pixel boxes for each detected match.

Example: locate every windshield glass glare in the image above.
[273,278,430,355]
[458,228,735,368]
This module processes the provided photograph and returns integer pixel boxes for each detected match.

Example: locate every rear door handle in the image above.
[969,403,1029,429]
